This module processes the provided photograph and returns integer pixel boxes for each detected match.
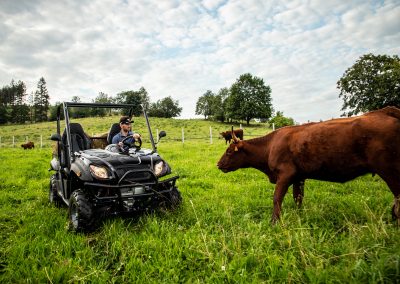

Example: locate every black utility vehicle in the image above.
[49,102,181,232]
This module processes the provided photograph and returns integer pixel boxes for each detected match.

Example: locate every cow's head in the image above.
[217,127,247,172]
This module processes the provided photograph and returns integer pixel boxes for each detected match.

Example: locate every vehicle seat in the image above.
[107,123,121,145]
[62,123,92,153]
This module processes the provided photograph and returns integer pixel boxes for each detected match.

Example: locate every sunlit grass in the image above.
[0,123,399,282]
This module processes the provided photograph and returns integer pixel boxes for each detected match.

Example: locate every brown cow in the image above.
[217,107,400,224]
[21,141,34,149]
[220,129,244,144]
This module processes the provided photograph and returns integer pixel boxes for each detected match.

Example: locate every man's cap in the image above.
[120,116,132,124]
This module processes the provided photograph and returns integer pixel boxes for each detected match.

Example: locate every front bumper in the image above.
[83,169,179,213]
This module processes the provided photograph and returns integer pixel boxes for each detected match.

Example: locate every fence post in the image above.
[272,123,275,131]
[210,126,213,144]
[40,135,43,148]
[182,128,184,144]
[13,136,15,147]
[240,124,242,129]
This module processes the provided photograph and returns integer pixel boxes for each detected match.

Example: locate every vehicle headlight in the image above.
[154,161,170,177]
[89,165,109,179]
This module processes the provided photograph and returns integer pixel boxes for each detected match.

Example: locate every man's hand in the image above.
[133,133,141,140]
[118,141,123,148]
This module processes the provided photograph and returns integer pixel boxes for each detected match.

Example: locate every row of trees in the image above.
[0,79,183,124]
[196,53,400,126]
[195,73,294,126]
[195,73,277,125]
[0,77,49,124]
[52,87,182,120]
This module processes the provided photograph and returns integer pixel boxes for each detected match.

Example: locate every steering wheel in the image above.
[121,134,142,151]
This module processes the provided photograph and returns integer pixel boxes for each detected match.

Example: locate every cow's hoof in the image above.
[271,215,280,225]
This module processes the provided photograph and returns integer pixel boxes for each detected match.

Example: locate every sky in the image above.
[0,0,399,123]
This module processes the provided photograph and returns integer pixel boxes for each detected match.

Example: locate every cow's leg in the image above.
[293,180,305,208]
[378,173,400,225]
[271,177,292,224]
[387,181,400,225]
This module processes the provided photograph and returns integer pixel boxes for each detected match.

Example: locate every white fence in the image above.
[0,124,270,148]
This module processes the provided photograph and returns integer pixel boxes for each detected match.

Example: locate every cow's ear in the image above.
[235,140,244,151]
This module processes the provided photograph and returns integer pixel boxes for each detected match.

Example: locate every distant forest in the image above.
[0,79,182,124]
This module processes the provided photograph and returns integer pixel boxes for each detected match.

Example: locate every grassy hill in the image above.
[0,118,399,283]
[0,116,270,147]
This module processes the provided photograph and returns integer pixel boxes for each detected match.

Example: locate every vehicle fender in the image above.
[71,159,93,181]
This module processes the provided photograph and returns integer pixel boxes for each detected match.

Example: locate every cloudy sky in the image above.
[1,0,399,122]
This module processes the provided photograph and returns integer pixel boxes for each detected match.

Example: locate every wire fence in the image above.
[0,125,271,149]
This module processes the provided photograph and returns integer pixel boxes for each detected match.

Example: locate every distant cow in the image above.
[21,141,34,150]
[217,107,400,224]
[220,129,243,144]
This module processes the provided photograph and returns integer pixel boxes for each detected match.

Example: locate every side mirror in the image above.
[51,133,62,141]
[159,131,166,139]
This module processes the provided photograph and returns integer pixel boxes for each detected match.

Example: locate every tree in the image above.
[269,111,295,129]
[11,80,30,123]
[91,92,113,116]
[337,53,400,116]
[49,103,61,121]
[33,77,50,122]
[227,73,273,125]
[0,80,29,124]
[115,87,150,116]
[148,96,182,118]
[195,90,215,119]
[213,88,229,122]
[70,96,88,118]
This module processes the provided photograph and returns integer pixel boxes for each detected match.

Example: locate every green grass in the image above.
[0,115,269,148]
[0,119,399,283]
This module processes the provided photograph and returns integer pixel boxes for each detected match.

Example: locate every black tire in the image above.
[162,187,182,210]
[68,189,94,232]
[49,174,63,207]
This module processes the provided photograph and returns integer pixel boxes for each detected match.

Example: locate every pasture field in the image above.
[0,118,399,283]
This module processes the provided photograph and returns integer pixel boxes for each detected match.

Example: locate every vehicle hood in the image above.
[77,148,163,168]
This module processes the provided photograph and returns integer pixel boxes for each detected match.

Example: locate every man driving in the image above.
[112,116,141,150]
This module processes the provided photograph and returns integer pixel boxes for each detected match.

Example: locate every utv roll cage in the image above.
[52,102,157,168]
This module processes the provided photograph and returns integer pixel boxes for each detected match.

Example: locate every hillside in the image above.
[0,116,270,147]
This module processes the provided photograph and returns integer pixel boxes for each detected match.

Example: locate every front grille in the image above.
[115,166,156,185]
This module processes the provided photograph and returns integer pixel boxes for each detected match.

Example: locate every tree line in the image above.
[0,79,182,124]
[195,73,276,125]
[0,77,49,124]
[196,53,400,127]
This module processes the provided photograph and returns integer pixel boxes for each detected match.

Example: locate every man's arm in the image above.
[111,133,120,144]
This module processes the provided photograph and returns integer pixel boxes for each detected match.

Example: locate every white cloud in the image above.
[0,0,399,122]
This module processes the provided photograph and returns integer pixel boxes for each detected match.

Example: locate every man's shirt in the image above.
[112,131,134,145]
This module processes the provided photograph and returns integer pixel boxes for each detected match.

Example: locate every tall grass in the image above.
[0,120,399,283]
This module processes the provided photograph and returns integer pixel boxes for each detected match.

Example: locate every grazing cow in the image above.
[21,141,34,149]
[220,129,244,144]
[217,107,400,224]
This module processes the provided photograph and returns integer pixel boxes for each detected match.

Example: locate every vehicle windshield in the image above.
[59,102,157,152]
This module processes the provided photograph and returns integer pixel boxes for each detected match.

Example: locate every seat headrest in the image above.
[107,123,121,144]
